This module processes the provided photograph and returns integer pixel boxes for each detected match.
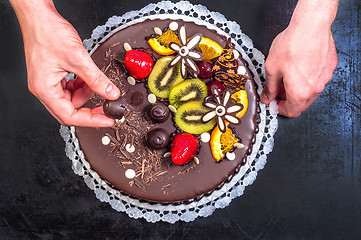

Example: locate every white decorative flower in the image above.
[168,26,203,79]
[201,89,243,133]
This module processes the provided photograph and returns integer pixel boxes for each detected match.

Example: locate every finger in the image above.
[277,99,303,118]
[39,83,114,127]
[70,84,94,108]
[261,61,283,105]
[67,48,120,101]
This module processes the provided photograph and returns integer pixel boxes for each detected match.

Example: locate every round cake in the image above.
[75,18,258,203]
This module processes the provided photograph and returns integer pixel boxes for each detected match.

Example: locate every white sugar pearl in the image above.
[233,49,240,59]
[147,94,157,104]
[101,136,111,145]
[154,27,163,35]
[127,76,136,86]
[169,22,178,31]
[125,169,136,179]
[226,152,236,161]
[200,132,211,143]
[163,152,171,158]
[168,105,177,113]
[234,143,244,149]
[124,42,132,51]
[125,144,135,153]
[237,66,246,75]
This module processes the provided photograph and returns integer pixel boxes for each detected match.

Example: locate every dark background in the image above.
[1,0,360,239]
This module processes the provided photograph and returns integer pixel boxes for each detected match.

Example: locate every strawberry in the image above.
[124,49,154,80]
[170,133,199,165]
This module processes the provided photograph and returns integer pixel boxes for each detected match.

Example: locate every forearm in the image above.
[290,0,339,30]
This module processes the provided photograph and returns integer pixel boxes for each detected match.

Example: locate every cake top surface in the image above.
[75,18,258,202]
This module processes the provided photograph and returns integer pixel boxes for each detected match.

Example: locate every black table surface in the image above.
[1,0,360,239]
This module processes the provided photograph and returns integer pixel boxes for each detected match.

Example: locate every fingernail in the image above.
[260,92,269,103]
[106,84,119,99]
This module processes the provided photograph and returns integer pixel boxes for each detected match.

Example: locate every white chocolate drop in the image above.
[163,152,171,158]
[234,143,244,149]
[124,42,132,51]
[147,94,157,104]
[226,152,236,161]
[125,144,135,153]
[169,22,179,31]
[233,49,240,59]
[127,76,136,86]
[200,132,211,143]
[237,66,247,75]
[154,27,163,35]
[168,105,177,113]
[101,136,111,145]
[125,169,136,179]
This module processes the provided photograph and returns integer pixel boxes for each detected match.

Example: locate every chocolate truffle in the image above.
[103,98,126,119]
[147,102,170,123]
[147,128,170,149]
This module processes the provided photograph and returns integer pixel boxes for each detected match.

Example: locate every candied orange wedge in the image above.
[147,29,181,55]
[231,89,248,119]
[210,122,239,162]
[198,37,223,61]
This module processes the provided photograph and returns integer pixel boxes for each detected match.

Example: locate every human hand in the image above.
[261,0,339,117]
[11,0,120,127]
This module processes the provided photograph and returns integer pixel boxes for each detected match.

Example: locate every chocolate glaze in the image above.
[75,19,258,203]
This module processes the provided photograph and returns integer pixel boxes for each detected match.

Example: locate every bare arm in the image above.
[261,0,339,117]
[10,0,120,127]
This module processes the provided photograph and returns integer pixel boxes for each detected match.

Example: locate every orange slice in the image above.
[231,89,248,119]
[147,29,181,55]
[210,122,239,162]
[198,37,223,61]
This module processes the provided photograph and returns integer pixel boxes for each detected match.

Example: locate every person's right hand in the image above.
[11,0,120,127]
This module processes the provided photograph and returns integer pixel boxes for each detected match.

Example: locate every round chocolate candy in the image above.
[147,102,170,123]
[147,128,170,149]
[103,98,126,119]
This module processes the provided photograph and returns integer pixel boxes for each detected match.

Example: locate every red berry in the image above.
[170,133,198,165]
[124,50,154,80]
[197,61,214,79]
[207,81,225,95]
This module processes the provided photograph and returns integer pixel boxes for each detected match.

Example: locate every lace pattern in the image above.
[60,1,278,223]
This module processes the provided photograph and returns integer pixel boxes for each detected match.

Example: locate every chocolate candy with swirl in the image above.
[212,40,250,91]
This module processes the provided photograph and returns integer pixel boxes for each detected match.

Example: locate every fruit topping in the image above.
[197,61,214,79]
[169,79,208,109]
[210,122,239,162]
[170,133,199,165]
[147,29,181,55]
[168,26,203,79]
[147,128,170,150]
[124,49,154,80]
[147,102,170,123]
[202,90,243,133]
[207,80,225,96]
[231,89,248,119]
[212,40,249,91]
[198,37,223,61]
[148,56,184,98]
[103,98,126,119]
[175,101,216,134]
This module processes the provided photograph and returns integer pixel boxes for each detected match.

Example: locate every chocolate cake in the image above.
[75,18,258,203]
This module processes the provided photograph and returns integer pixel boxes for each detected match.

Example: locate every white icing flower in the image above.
[168,26,203,79]
[201,89,243,133]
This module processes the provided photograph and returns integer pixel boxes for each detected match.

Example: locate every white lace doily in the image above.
[60,1,278,223]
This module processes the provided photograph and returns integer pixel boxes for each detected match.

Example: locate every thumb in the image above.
[261,62,283,104]
[69,48,120,100]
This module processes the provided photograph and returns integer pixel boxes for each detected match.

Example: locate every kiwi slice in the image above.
[169,79,208,109]
[148,56,184,98]
[175,101,217,134]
